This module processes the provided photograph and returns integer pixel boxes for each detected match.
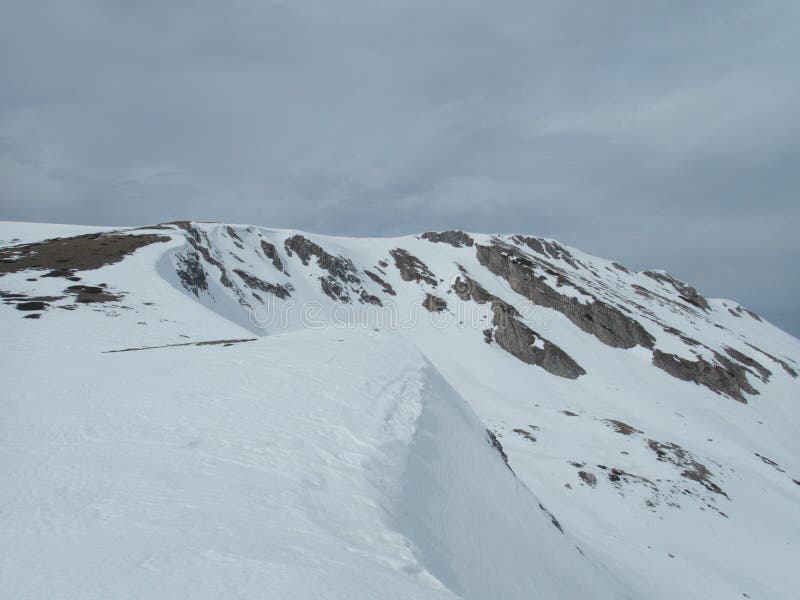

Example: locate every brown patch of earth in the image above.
[0,232,170,275]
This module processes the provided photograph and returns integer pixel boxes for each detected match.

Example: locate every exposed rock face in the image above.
[175,250,208,296]
[284,235,359,284]
[631,284,698,316]
[259,240,285,273]
[233,269,293,300]
[491,302,586,379]
[422,293,448,312]
[284,235,380,304]
[745,343,798,378]
[364,270,396,296]
[642,271,711,312]
[651,350,758,403]
[359,291,383,305]
[319,276,349,303]
[611,262,630,274]
[512,235,581,269]
[390,248,438,286]
[185,225,236,293]
[724,347,771,382]
[724,303,761,320]
[225,226,245,249]
[486,429,511,469]
[476,242,655,350]
[452,274,585,379]
[421,230,474,248]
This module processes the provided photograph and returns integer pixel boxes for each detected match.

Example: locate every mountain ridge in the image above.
[2,220,799,599]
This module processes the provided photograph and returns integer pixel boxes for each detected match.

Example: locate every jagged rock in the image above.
[537,502,564,534]
[642,271,710,312]
[175,250,208,296]
[284,235,360,283]
[661,325,702,347]
[259,240,285,273]
[319,276,349,302]
[651,350,758,403]
[233,269,293,300]
[745,343,798,378]
[225,226,245,249]
[359,290,382,306]
[476,242,655,350]
[185,225,236,291]
[423,293,448,312]
[284,235,367,301]
[364,270,396,296]
[724,347,771,382]
[512,236,581,269]
[452,274,585,379]
[492,305,586,379]
[611,262,630,274]
[743,308,762,321]
[486,429,511,469]
[390,248,438,286]
[631,284,697,316]
[421,230,474,247]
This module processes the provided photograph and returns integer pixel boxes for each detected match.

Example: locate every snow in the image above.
[0,326,627,599]
[2,220,799,599]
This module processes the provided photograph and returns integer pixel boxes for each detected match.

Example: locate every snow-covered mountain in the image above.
[1,220,798,599]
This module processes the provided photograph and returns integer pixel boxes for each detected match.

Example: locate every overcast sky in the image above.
[1,1,798,335]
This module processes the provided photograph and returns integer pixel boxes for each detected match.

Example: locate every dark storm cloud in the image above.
[1,1,798,334]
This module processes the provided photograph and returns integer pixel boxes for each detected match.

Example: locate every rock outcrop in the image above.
[284,235,377,304]
[452,274,585,379]
[259,240,285,273]
[233,269,293,300]
[476,242,655,350]
[651,350,758,403]
[642,271,711,312]
[390,248,438,286]
[421,230,475,248]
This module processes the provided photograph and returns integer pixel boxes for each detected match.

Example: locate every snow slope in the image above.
[0,325,625,599]
[1,220,798,599]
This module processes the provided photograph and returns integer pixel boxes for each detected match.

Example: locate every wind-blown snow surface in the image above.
[0,324,621,599]
[1,220,799,599]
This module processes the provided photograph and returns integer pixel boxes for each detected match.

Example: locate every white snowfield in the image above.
[1,221,799,599]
